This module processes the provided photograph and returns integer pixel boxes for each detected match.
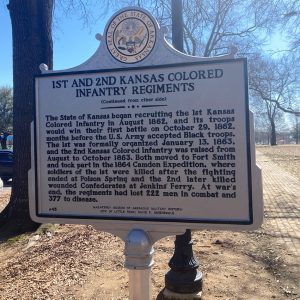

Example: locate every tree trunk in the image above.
[270,120,277,146]
[0,0,53,237]
[295,122,299,144]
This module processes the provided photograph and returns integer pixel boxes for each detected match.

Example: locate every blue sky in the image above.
[0,2,13,87]
[0,4,288,88]
[0,3,112,87]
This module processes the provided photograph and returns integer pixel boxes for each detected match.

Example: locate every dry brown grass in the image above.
[256,145,300,181]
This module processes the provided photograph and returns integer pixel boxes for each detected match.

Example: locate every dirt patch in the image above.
[0,222,298,299]
[0,224,298,300]
[0,146,299,299]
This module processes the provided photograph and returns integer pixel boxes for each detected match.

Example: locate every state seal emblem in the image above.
[106,9,156,63]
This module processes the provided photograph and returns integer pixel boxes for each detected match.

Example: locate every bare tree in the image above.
[73,0,278,57]
[249,54,297,145]
[250,94,271,144]
[0,0,54,236]
[109,1,300,118]
[0,0,134,236]
[114,0,282,56]
[0,0,121,236]
[281,0,300,53]
[290,111,300,144]
[0,0,144,236]
[251,53,299,116]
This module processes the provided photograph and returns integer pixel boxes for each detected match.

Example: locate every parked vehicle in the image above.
[0,150,13,183]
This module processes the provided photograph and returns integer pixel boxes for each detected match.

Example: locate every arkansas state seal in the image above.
[106,9,156,63]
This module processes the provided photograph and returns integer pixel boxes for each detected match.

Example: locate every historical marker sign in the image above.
[30,7,263,231]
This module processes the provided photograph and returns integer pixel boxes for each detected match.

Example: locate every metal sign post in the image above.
[125,229,153,300]
[30,6,263,299]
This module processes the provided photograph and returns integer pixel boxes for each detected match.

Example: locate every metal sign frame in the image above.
[30,58,263,231]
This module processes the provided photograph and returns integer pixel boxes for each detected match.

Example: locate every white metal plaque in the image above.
[32,58,262,229]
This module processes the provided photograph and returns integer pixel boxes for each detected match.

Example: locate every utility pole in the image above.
[164,0,203,299]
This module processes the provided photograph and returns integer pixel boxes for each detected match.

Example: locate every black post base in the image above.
[165,269,203,294]
[165,229,203,294]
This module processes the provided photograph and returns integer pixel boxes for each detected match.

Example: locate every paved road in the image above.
[256,151,300,257]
